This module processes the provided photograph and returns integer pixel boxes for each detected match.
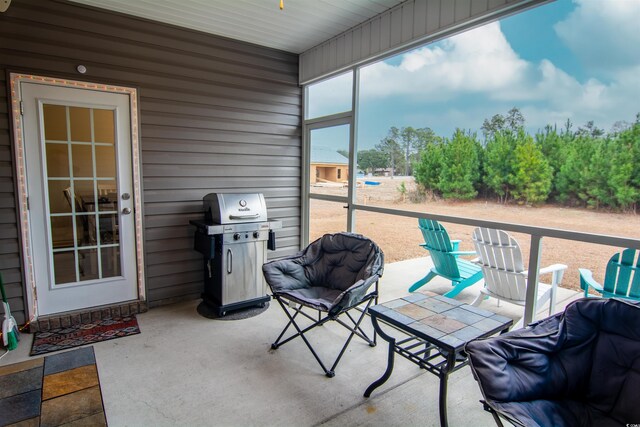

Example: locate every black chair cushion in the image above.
[466,298,640,427]
[263,232,383,313]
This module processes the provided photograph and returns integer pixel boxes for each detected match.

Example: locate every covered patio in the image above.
[1,1,639,425]
[0,257,582,426]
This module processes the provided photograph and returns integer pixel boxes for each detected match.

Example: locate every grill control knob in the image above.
[233,233,240,241]
[253,231,260,238]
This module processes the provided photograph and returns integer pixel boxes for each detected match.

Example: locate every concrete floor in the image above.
[1,257,582,426]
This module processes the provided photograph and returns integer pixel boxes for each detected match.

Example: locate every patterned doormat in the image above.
[30,316,140,356]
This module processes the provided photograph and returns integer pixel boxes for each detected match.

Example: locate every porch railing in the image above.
[349,202,640,325]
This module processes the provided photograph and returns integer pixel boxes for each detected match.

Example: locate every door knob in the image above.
[122,207,132,215]
[121,193,131,200]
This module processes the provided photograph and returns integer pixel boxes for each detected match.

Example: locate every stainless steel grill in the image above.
[191,193,281,316]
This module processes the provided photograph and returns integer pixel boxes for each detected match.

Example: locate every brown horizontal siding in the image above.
[141,139,301,158]
[143,177,299,191]
[0,208,18,224]
[2,28,299,86]
[141,113,299,136]
[149,250,201,265]
[143,152,297,168]
[142,165,300,178]
[18,2,297,67]
[0,0,302,314]
[140,89,299,116]
[0,147,12,162]
[140,125,300,145]
[147,284,202,307]
[144,187,300,204]
[5,51,299,107]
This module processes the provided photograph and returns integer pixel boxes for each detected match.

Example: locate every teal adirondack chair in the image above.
[409,218,483,298]
[579,248,640,301]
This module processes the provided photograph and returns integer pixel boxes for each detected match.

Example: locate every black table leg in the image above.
[438,351,456,427]
[364,316,395,398]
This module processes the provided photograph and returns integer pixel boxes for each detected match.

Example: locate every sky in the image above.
[308,0,640,150]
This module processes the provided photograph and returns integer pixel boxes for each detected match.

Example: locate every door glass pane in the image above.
[309,124,350,197]
[53,252,76,284]
[76,215,96,247]
[95,145,116,177]
[93,109,115,143]
[69,107,92,142]
[49,180,71,214]
[99,214,119,244]
[42,104,67,141]
[46,144,69,177]
[51,216,74,250]
[98,179,117,201]
[42,103,123,285]
[78,248,99,281]
[74,181,95,211]
[97,197,117,213]
[72,145,93,177]
[101,246,121,277]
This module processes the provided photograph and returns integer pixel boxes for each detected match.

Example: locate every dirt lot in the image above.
[310,176,640,292]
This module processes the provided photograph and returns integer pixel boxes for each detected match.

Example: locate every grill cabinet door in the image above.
[221,240,267,305]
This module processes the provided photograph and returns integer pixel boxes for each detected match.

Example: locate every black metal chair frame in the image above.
[270,283,379,378]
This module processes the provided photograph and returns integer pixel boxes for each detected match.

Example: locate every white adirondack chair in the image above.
[471,227,567,329]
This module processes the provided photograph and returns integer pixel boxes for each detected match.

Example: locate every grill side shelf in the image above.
[189,220,225,235]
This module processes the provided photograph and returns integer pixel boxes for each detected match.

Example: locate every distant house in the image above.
[310,146,349,184]
[374,168,394,177]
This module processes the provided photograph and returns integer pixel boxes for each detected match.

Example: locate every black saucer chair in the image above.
[262,232,384,377]
[466,297,640,427]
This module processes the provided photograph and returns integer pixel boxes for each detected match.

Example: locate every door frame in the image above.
[9,73,146,319]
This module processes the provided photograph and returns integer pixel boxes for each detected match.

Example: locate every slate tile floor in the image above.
[0,347,106,426]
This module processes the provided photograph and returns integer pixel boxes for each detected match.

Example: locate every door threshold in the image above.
[30,300,148,333]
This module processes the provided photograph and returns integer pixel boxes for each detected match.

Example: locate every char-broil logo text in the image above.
[238,199,250,212]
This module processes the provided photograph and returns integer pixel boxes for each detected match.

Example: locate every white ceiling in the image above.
[68,0,405,54]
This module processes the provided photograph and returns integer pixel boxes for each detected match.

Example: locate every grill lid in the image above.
[203,193,267,224]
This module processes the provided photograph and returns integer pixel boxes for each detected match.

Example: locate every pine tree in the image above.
[438,129,481,200]
[582,138,614,208]
[608,119,640,210]
[555,136,597,206]
[511,135,552,205]
[535,124,570,196]
[483,129,518,202]
[413,141,444,194]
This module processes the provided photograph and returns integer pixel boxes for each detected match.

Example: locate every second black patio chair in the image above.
[466,297,640,426]
[262,232,384,377]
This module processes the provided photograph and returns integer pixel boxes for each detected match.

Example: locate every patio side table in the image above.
[364,291,512,427]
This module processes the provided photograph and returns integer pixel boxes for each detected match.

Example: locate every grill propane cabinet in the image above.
[190,193,281,316]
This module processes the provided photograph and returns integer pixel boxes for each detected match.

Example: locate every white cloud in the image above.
[554,0,640,74]
[536,60,611,111]
[360,22,531,101]
[355,4,640,137]
[527,60,640,132]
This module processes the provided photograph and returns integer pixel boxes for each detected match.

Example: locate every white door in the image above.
[21,82,138,315]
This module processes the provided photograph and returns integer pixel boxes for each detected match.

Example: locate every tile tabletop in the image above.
[369,291,513,352]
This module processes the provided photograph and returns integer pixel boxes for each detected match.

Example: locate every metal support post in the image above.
[524,235,543,325]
